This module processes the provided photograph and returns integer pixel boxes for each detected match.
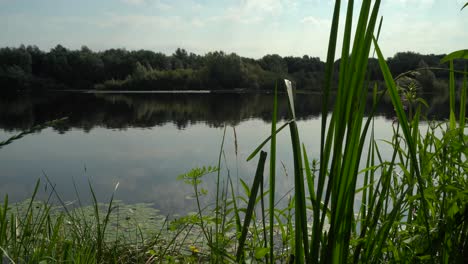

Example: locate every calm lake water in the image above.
[0,91,454,214]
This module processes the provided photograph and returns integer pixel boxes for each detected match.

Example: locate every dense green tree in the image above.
[100,49,133,80]
[26,45,46,76]
[171,48,189,69]
[259,54,288,74]
[0,46,34,90]
[283,55,324,73]
[132,62,149,81]
[70,46,104,85]
[415,60,436,92]
[0,46,32,74]
[43,45,72,83]
[130,49,169,71]
[387,51,422,75]
[201,51,250,89]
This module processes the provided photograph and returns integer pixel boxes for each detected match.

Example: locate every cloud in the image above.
[121,0,146,5]
[206,0,297,25]
[93,13,207,30]
[242,0,284,14]
[1,0,466,59]
[379,12,467,56]
[385,0,435,9]
[121,0,172,10]
[301,16,330,26]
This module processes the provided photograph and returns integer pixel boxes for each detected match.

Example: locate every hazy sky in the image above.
[0,0,467,59]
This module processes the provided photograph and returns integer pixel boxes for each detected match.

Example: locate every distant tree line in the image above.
[0,45,465,92]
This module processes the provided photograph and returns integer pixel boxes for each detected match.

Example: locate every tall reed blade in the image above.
[246,121,291,162]
[0,195,8,246]
[236,151,267,263]
[215,125,227,260]
[460,69,467,130]
[269,82,278,263]
[323,0,383,262]
[449,60,456,130]
[284,79,310,263]
[314,0,342,260]
[440,49,468,63]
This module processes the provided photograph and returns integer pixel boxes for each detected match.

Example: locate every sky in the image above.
[0,0,467,59]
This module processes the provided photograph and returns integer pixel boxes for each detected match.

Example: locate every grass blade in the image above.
[246,121,291,162]
[215,125,227,260]
[449,60,457,130]
[284,79,310,263]
[0,118,68,150]
[269,82,278,263]
[440,49,468,63]
[0,195,8,248]
[460,68,467,130]
[236,151,268,263]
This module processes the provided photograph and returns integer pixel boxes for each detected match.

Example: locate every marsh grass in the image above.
[182,0,467,263]
[0,177,219,263]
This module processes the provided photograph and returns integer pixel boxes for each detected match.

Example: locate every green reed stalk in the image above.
[284,79,310,263]
[243,0,390,262]
[214,126,226,262]
[319,0,382,262]
[313,0,344,261]
[236,151,267,263]
[449,60,457,130]
[0,195,8,249]
[246,121,291,162]
[313,0,341,257]
[88,180,119,262]
[269,82,278,264]
[460,68,466,130]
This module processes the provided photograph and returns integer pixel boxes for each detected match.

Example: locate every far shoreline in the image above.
[48,89,325,95]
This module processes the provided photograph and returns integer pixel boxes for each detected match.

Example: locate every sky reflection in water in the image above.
[0,92,451,214]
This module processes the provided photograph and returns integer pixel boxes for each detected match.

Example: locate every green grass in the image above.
[1,0,467,263]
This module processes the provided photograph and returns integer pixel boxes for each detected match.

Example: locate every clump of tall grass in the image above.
[0,178,213,263]
[178,1,467,263]
[0,181,101,263]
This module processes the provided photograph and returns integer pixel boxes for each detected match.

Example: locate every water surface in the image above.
[0,91,453,214]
